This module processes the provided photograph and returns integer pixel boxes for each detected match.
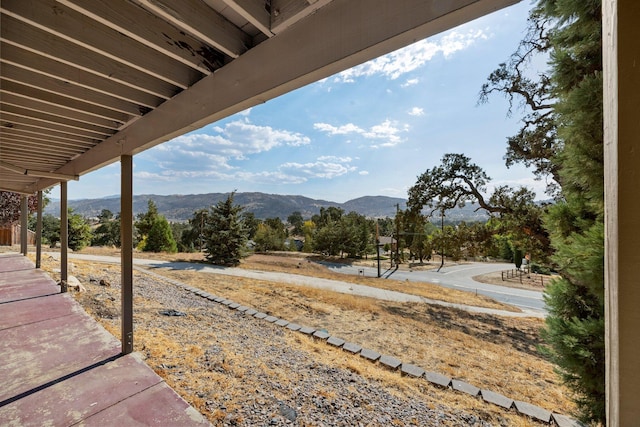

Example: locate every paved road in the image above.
[47,253,544,318]
[323,262,546,314]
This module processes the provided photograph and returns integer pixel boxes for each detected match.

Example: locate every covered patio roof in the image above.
[2,1,638,425]
[0,0,518,193]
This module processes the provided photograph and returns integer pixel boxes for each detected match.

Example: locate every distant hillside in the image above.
[44,192,489,223]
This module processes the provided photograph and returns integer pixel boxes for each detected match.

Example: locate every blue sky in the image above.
[65,1,547,203]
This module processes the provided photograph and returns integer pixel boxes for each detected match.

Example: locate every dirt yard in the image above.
[24,248,578,426]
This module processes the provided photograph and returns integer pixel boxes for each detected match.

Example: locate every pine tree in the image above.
[480,1,604,421]
[135,199,176,253]
[92,209,121,247]
[144,217,177,253]
[135,199,159,239]
[203,192,247,266]
[538,0,604,423]
[67,208,92,251]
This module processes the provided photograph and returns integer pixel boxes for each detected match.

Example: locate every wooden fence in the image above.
[501,267,549,287]
[0,225,36,246]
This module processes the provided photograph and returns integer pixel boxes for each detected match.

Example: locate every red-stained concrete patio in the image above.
[0,253,210,426]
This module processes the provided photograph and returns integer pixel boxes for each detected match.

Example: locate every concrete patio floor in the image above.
[0,253,210,426]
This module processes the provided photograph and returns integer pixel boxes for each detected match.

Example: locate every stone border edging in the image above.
[135,266,584,427]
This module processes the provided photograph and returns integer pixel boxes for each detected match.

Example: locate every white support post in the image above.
[603,0,640,425]
[60,182,68,292]
[121,155,134,354]
[36,191,43,268]
[20,195,28,255]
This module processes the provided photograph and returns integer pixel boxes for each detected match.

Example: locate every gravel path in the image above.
[75,264,509,426]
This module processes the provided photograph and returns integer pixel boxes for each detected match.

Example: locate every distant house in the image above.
[377,236,397,251]
[0,223,36,246]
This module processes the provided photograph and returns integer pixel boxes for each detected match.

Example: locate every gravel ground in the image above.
[70,263,519,427]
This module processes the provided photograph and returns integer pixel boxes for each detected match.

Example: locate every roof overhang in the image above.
[1,0,520,194]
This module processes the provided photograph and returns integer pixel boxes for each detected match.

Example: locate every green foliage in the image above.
[287,211,304,235]
[135,200,176,253]
[301,220,315,252]
[407,153,491,215]
[203,192,247,266]
[312,206,344,227]
[311,210,373,258]
[482,0,604,422]
[408,153,550,261]
[28,210,93,251]
[92,209,121,247]
[67,209,92,251]
[145,217,177,253]
[513,248,523,269]
[241,211,260,239]
[169,222,193,252]
[496,235,514,261]
[180,209,209,251]
[253,222,286,252]
[541,277,605,422]
[31,214,61,247]
[376,217,394,236]
[539,0,604,422]
[135,200,159,238]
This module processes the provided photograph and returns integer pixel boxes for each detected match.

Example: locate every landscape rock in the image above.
[159,309,187,317]
[67,275,86,292]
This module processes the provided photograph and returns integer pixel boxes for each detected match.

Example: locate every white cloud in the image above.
[314,119,407,148]
[440,29,488,57]
[313,123,364,135]
[333,29,488,83]
[402,78,419,87]
[149,119,310,173]
[363,120,406,147]
[408,107,425,116]
[279,159,357,179]
[317,155,353,163]
[359,170,369,176]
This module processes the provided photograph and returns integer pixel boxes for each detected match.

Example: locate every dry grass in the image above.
[63,247,519,312]
[30,250,577,425]
[150,267,573,412]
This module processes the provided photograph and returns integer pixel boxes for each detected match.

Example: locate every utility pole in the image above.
[437,208,445,272]
[395,203,400,268]
[376,220,381,278]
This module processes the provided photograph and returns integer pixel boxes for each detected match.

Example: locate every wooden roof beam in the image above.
[1,15,178,99]
[135,0,252,58]
[270,0,333,34]
[221,0,272,37]
[0,63,145,117]
[57,0,222,74]
[0,81,132,123]
[0,112,112,139]
[1,0,202,89]
[0,95,122,130]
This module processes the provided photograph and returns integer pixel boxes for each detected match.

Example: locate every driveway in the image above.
[322,261,546,314]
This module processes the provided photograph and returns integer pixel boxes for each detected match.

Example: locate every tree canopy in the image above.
[135,200,177,253]
[0,191,39,227]
[480,0,604,422]
[407,153,549,260]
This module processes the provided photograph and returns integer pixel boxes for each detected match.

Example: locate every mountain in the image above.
[43,192,489,223]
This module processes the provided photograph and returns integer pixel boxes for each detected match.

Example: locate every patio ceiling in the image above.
[0,0,519,194]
